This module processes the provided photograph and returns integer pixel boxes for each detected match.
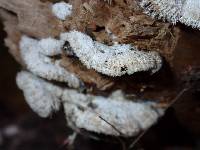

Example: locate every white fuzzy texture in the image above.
[20,31,162,80]
[16,71,62,117]
[180,0,200,29]
[52,2,72,20]
[140,0,182,24]
[140,0,200,29]
[19,36,81,88]
[20,31,162,78]
[62,89,164,137]
[38,38,62,56]
[16,71,164,137]
[60,31,162,76]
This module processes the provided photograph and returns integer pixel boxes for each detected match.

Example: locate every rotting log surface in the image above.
[0,0,180,106]
[0,0,199,123]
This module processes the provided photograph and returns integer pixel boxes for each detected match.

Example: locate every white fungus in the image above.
[38,38,62,56]
[18,30,164,135]
[140,0,182,24]
[19,36,81,88]
[52,2,72,20]
[20,30,162,78]
[179,0,200,29]
[16,71,164,137]
[62,90,164,137]
[60,31,162,76]
[140,0,200,29]
[16,71,63,117]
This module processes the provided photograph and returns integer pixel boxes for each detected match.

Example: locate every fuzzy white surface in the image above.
[52,2,72,20]
[62,89,164,137]
[20,30,162,78]
[60,31,162,76]
[16,71,62,117]
[16,71,164,137]
[180,0,200,29]
[19,36,81,88]
[140,0,182,24]
[140,0,200,29]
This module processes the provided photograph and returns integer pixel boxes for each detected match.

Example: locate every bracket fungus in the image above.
[140,0,200,29]
[16,71,62,118]
[63,90,164,137]
[52,1,72,20]
[17,71,164,137]
[179,0,200,29]
[60,31,162,76]
[0,0,185,143]
[19,35,82,88]
[20,30,162,78]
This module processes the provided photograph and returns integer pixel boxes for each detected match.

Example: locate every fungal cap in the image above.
[16,71,62,117]
[16,71,164,137]
[63,89,164,137]
[140,0,182,24]
[52,1,72,20]
[179,0,200,29]
[60,30,162,77]
[19,35,81,88]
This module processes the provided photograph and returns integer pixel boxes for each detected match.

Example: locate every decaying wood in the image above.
[2,0,200,143]
[0,0,63,38]
[60,57,115,91]
[0,0,180,92]
[0,9,22,64]
[0,0,200,145]
[66,0,180,62]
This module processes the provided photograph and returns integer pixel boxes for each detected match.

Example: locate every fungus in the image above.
[19,35,81,88]
[140,0,200,29]
[16,71,164,137]
[52,1,73,20]
[63,90,164,137]
[16,71,62,118]
[179,0,200,29]
[20,30,162,78]
[60,31,162,77]
[140,0,182,24]
[0,0,186,144]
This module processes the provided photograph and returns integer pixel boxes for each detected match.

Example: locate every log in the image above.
[2,0,199,141]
